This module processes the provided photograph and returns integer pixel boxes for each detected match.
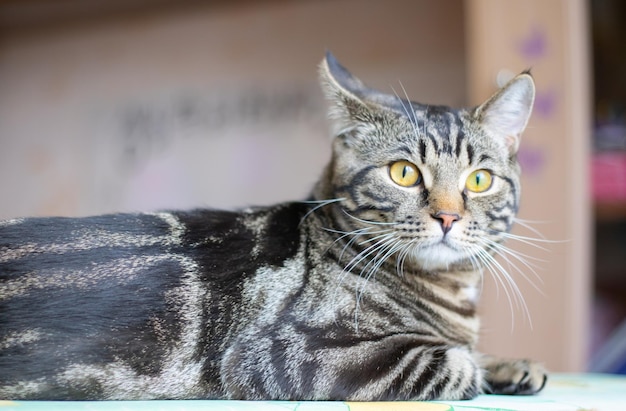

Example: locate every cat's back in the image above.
[0,203,307,399]
[0,211,205,286]
[0,203,306,285]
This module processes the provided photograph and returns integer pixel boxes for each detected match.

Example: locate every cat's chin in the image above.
[408,242,468,271]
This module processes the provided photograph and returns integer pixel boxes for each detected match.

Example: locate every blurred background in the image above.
[0,0,623,375]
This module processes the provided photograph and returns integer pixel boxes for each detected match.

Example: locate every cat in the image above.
[0,52,547,401]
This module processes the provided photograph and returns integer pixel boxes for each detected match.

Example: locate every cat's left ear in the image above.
[474,72,535,155]
[319,52,390,136]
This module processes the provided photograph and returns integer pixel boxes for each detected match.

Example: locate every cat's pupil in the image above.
[402,166,409,178]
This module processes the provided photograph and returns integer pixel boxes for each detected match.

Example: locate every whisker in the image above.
[300,198,345,204]
[464,248,486,301]
[396,239,418,278]
[346,235,398,331]
[502,232,557,245]
[475,246,533,330]
[323,226,374,236]
[479,245,545,304]
[323,226,391,247]
[512,218,550,240]
[391,83,421,140]
[472,247,518,328]
[342,210,397,226]
[361,238,404,284]
[344,235,397,275]
[338,229,377,268]
[322,226,372,260]
[329,231,390,327]
[299,197,345,225]
[355,236,404,330]
[478,238,546,288]
[357,231,395,246]
[496,232,553,252]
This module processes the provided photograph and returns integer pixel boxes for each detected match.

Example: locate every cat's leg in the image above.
[221,334,484,401]
[476,354,548,395]
[385,345,485,401]
[321,344,485,401]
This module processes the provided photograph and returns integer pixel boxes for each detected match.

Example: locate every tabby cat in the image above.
[0,52,547,401]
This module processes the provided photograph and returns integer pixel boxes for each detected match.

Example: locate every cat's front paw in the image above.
[482,358,547,395]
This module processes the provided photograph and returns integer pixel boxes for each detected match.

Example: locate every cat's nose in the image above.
[432,212,461,235]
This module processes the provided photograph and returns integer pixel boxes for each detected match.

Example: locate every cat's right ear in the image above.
[474,72,536,155]
[319,52,374,136]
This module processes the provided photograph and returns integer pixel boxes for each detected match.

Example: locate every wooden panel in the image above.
[465,0,592,371]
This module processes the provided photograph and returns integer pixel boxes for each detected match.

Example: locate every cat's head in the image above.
[316,52,534,272]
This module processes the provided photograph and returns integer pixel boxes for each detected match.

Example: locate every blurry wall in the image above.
[0,0,592,374]
[466,0,591,373]
[0,0,466,218]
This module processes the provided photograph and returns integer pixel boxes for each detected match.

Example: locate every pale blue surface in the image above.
[2,373,626,411]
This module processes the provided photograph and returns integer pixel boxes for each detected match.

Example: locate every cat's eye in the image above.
[389,161,421,187]
[465,169,493,193]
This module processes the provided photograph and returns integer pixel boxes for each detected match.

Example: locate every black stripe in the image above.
[426,131,440,154]
[478,154,493,164]
[394,145,415,157]
[428,373,451,399]
[452,111,465,159]
[384,348,426,399]
[417,284,476,318]
[353,205,395,215]
[455,130,466,159]
[486,211,511,226]
[491,201,515,213]
[466,145,475,165]
[412,348,447,399]
[447,364,479,399]
[419,140,427,164]
[499,176,519,211]
[360,188,391,204]
[335,166,377,199]
[331,338,431,399]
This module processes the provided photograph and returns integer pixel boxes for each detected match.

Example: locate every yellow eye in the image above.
[389,161,421,187]
[466,169,493,193]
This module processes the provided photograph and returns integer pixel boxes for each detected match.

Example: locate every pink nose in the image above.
[432,212,461,235]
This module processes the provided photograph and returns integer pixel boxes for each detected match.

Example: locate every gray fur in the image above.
[0,53,546,400]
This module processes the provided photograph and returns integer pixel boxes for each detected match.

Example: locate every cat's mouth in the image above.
[438,235,457,247]
[408,238,467,270]
[421,234,462,250]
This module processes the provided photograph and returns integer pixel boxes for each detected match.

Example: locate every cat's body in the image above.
[0,53,547,400]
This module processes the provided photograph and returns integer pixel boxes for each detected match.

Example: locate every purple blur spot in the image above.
[518,146,546,176]
[519,25,547,60]
[534,90,557,119]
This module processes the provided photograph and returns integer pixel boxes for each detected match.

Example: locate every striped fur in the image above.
[0,53,546,400]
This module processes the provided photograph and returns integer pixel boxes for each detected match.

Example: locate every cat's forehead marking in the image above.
[397,104,471,165]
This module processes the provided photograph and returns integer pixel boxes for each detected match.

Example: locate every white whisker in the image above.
[513,218,550,240]
[464,249,486,301]
[391,83,421,141]
[344,235,397,275]
[474,245,533,331]
[477,238,545,290]
[498,231,565,248]
[472,246,517,327]
[354,236,404,330]
[299,198,345,225]
[396,239,419,278]
[357,231,395,246]
[342,210,397,226]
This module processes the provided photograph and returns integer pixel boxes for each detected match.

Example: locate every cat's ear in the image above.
[474,72,535,155]
[319,52,382,135]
